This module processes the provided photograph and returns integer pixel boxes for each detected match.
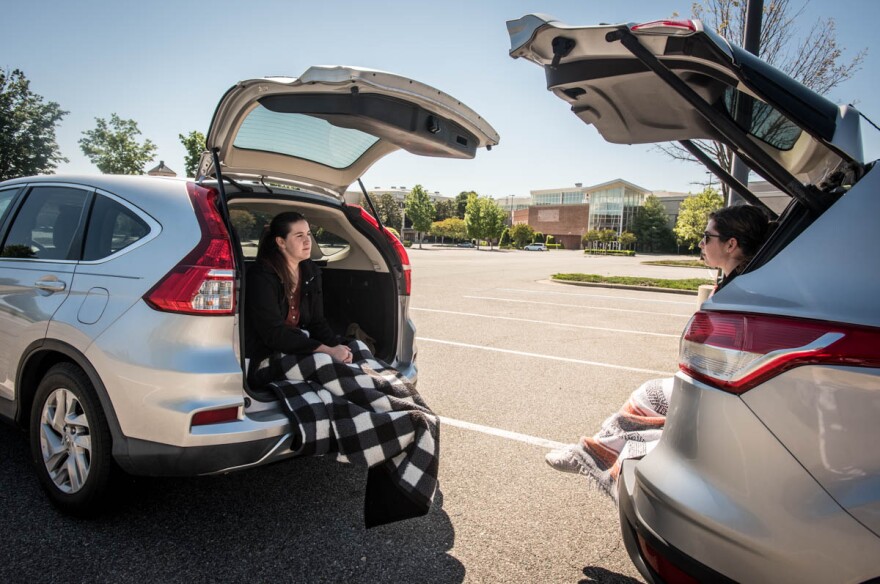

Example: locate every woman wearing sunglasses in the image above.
[544,204,773,500]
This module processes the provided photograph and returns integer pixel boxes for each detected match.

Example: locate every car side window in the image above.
[82,194,150,261]
[0,186,89,260]
[0,188,20,227]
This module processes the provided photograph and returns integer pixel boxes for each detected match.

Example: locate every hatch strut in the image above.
[606,27,825,215]
[679,140,778,219]
[210,147,251,392]
[356,178,386,231]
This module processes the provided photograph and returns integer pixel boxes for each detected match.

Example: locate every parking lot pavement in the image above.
[0,248,694,582]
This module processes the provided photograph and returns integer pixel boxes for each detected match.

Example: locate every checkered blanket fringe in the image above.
[561,377,672,502]
[258,340,440,525]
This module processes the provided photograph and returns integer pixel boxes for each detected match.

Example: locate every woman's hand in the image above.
[317,343,353,364]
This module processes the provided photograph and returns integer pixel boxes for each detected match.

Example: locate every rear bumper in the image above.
[113,429,298,476]
[617,459,734,584]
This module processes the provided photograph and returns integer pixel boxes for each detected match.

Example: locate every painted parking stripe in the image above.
[439,415,568,450]
[499,287,696,306]
[463,295,694,318]
[416,337,669,376]
[412,307,679,338]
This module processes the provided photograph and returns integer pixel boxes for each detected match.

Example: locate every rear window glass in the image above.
[82,195,150,261]
[230,209,349,259]
[233,105,380,169]
[723,88,802,151]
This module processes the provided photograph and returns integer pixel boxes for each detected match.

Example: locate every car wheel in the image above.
[29,363,115,516]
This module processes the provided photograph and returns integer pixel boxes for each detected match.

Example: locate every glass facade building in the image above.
[587,185,645,235]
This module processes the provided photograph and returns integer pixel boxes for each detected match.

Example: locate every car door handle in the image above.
[34,280,66,293]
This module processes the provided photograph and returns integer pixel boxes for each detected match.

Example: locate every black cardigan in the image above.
[244,259,340,367]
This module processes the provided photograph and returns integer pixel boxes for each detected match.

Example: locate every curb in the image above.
[549,278,699,296]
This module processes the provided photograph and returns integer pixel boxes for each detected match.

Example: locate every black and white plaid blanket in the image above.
[257,340,440,528]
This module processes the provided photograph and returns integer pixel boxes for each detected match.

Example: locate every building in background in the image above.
[146,161,176,177]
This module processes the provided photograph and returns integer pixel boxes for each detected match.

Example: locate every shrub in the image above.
[583,249,635,257]
[402,239,413,248]
[546,243,563,250]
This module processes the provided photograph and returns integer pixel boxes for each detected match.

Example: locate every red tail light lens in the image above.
[680,311,880,394]
[144,182,235,315]
[631,20,697,35]
[355,206,412,295]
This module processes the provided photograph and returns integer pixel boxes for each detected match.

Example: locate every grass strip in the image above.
[641,259,708,269]
[552,273,713,291]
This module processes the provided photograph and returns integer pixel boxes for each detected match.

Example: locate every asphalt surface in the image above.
[0,247,707,583]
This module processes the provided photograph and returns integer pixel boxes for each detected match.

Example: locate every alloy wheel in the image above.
[39,387,92,494]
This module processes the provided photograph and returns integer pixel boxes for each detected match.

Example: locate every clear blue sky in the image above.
[4,0,877,197]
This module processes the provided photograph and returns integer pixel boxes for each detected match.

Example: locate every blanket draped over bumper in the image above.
[556,377,672,502]
[256,340,439,528]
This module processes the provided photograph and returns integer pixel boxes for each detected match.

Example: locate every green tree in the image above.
[179,130,205,178]
[533,232,545,244]
[619,231,637,250]
[633,195,676,252]
[434,199,457,222]
[0,68,68,181]
[509,223,535,249]
[478,196,506,249]
[463,192,483,247]
[375,192,402,231]
[499,227,511,248]
[582,229,602,251]
[229,209,259,241]
[435,217,467,241]
[660,0,866,198]
[598,229,617,250]
[79,113,157,174]
[674,187,725,250]
[404,184,435,249]
[455,191,475,219]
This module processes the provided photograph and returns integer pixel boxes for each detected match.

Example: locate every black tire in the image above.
[29,363,116,517]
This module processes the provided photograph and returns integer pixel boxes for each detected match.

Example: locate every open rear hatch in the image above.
[198,66,500,199]
[507,14,866,215]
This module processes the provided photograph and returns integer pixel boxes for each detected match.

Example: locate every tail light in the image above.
[355,206,412,295]
[631,20,697,36]
[637,533,698,584]
[144,182,235,315]
[680,311,880,394]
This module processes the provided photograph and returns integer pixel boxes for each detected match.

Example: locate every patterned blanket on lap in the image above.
[258,340,440,527]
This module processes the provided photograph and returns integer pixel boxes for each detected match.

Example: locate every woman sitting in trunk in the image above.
[544,204,772,501]
[244,211,440,527]
[245,211,351,387]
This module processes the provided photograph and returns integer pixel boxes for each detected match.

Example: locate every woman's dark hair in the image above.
[257,211,308,295]
[709,205,773,260]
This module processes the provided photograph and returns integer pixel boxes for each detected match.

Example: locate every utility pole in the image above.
[729,0,764,206]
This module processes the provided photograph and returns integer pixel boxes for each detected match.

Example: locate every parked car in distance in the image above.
[510,14,880,584]
[523,243,547,251]
[0,65,498,516]
[456,241,476,247]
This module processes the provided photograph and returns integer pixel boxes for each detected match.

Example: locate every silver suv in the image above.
[0,66,498,515]
[510,15,880,584]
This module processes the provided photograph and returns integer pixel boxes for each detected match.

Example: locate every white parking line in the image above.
[463,295,694,318]
[416,337,669,376]
[439,415,568,450]
[412,307,679,338]
[499,287,696,306]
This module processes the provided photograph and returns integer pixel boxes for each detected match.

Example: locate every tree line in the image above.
[0,67,205,181]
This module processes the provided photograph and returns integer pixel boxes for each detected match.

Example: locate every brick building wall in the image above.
[527,204,590,249]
